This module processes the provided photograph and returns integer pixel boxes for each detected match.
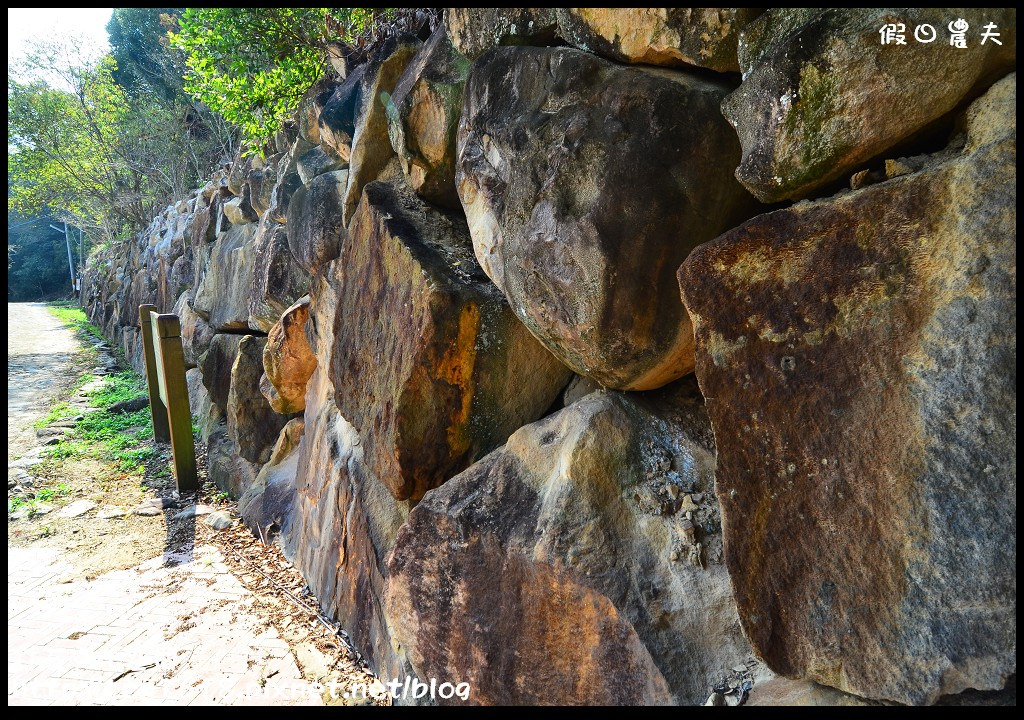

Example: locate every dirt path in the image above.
[7,304,379,706]
[7,302,82,462]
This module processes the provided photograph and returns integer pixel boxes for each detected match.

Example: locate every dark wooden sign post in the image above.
[139,304,198,492]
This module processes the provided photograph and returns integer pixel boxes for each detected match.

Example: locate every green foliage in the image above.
[36,484,71,502]
[169,8,387,148]
[106,8,188,102]
[8,36,231,248]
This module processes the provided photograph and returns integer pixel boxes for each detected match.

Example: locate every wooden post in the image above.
[139,304,170,442]
[149,311,199,493]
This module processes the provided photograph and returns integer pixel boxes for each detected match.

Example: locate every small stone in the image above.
[134,506,161,517]
[43,437,62,446]
[884,159,914,179]
[33,503,54,515]
[97,506,125,519]
[681,519,697,544]
[670,551,680,562]
[704,692,727,706]
[173,504,216,520]
[680,494,699,512]
[203,511,233,530]
[58,499,97,518]
[665,484,679,500]
[10,507,30,520]
[8,456,43,469]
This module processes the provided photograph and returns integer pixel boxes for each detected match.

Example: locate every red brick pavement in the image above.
[7,545,324,706]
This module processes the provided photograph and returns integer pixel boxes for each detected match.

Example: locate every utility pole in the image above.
[49,221,75,291]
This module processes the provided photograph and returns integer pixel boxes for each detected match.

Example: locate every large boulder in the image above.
[385,27,471,208]
[198,333,244,410]
[457,46,757,390]
[207,425,261,499]
[248,218,311,332]
[267,137,315,224]
[222,191,258,226]
[723,8,1016,202]
[285,316,414,686]
[322,177,572,501]
[444,8,559,59]
[185,367,223,443]
[386,381,758,705]
[318,65,366,161]
[556,8,761,72]
[678,74,1017,705]
[192,223,257,331]
[239,417,304,540]
[286,170,349,275]
[295,78,337,145]
[296,145,345,186]
[173,291,215,369]
[344,36,422,225]
[227,335,295,465]
[260,297,316,414]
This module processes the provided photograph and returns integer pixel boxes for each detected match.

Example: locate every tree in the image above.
[106,7,188,103]
[169,8,390,149]
[8,39,229,242]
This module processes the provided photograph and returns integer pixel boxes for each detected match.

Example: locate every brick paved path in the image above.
[8,545,324,706]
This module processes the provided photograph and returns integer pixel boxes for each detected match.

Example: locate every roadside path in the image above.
[7,303,323,706]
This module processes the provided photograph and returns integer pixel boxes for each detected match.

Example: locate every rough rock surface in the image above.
[296,145,345,185]
[238,418,304,540]
[457,46,756,390]
[207,426,261,498]
[248,218,311,332]
[444,8,559,60]
[319,65,366,162]
[227,335,294,465]
[198,334,244,411]
[387,380,755,705]
[185,366,223,442]
[678,74,1017,705]
[192,223,257,331]
[286,317,414,686]
[723,8,1017,202]
[385,27,471,208]
[746,678,873,706]
[286,170,349,275]
[556,8,761,72]
[174,292,215,369]
[344,36,422,224]
[260,297,316,414]
[267,138,315,224]
[323,178,571,501]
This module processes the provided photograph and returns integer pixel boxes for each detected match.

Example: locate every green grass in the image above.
[35,483,71,502]
[85,370,147,408]
[47,407,156,471]
[48,305,105,344]
[34,307,158,476]
[33,400,76,429]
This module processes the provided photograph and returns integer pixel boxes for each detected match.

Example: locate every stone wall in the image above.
[80,8,1016,706]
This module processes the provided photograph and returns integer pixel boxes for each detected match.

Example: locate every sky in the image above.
[8,7,113,77]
